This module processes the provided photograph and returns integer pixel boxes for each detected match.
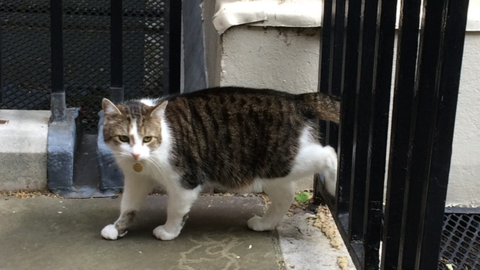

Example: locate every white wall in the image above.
[446,32,480,207]
[219,26,320,93]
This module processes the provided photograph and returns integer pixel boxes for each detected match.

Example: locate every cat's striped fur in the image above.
[101,87,339,241]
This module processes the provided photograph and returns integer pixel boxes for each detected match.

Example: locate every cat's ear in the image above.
[150,101,168,118]
[102,98,122,116]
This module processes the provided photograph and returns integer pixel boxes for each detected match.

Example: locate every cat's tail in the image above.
[297,92,341,123]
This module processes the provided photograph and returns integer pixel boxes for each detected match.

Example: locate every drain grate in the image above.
[439,211,480,270]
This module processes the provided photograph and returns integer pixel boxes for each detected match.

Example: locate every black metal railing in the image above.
[110,0,124,105]
[316,0,470,269]
[50,0,66,122]
[0,0,180,132]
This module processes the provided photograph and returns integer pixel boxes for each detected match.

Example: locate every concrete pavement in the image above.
[0,194,354,270]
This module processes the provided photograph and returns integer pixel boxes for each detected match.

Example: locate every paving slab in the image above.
[278,211,355,270]
[0,195,281,270]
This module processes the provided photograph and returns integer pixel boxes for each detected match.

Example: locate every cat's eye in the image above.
[118,135,130,143]
[143,136,153,143]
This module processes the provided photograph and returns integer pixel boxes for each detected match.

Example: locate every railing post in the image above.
[335,0,362,221]
[50,0,66,122]
[314,0,333,206]
[163,0,182,94]
[418,0,469,267]
[97,0,126,194]
[381,0,422,268]
[110,0,124,104]
[361,0,397,268]
[317,0,348,207]
[348,0,380,246]
[318,0,347,209]
[319,0,343,149]
[412,0,470,268]
[382,0,470,268]
[318,0,367,267]
[48,0,80,195]
[399,0,448,265]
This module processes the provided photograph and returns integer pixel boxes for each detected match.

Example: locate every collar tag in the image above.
[133,163,143,172]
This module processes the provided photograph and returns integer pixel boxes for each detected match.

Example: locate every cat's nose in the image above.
[132,153,140,159]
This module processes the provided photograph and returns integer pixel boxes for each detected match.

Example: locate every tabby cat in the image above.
[100,86,339,241]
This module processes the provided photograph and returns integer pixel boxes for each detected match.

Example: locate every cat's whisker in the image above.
[112,152,131,160]
[147,157,167,176]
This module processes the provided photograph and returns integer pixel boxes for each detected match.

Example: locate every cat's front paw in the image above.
[247,216,276,231]
[153,225,179,241]
[101,224,127,240]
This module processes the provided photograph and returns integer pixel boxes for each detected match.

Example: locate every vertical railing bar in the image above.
[316,0,344,207]
[417,0,469,268]
[401,0,447,267]
[326,0,346,150]
[314,0,334,206]
[326,0,336,101]
[319,0,333,95]
[362,0,398,269]
[330,0,363,267]
[320,0,344,149]
[337,0,362,213]
[330,0,345,99]
[163,0,182,95]
[320,0,333,146]
[110,0,124,104]
[324,0,352,262]
[381,0,422,268]
[50,0,66,122]
[348,0,379,247]
[317,2,363,267]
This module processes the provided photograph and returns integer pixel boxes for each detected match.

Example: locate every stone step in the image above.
[0,110,50,191]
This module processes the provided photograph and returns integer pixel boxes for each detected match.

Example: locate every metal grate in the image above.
[0,1,52,110]
[63,0,111,131]
[122,0,165,100]
[0,0,166,132]
[439,213,480,270]
[63,0,166,132]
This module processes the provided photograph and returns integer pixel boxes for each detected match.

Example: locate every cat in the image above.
[100,86,339,241]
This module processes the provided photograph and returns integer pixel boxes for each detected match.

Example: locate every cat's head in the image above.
[102,98,168,162]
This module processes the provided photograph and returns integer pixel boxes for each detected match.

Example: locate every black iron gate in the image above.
[315,0,470,269]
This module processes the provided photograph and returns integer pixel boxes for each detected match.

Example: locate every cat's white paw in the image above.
[247,216,276,231]
[153,225,179,241]
[101,224,119,240]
